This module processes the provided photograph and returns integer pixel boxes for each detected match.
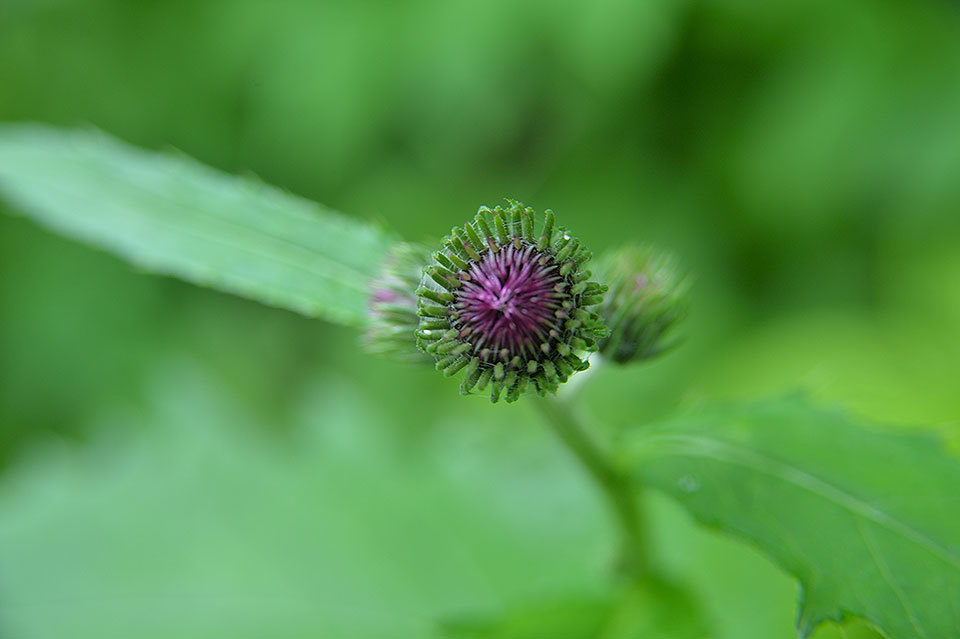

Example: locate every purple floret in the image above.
[454,244,563,357]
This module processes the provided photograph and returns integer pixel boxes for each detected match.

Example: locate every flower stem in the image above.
[534,395,648,580]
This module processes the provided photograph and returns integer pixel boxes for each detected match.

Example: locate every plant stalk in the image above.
[534,395,648,580]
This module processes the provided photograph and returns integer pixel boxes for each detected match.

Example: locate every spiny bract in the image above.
[415,201,609,403]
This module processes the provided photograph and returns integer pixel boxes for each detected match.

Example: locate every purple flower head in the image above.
[457,244,563,358]
[416,201,609,403]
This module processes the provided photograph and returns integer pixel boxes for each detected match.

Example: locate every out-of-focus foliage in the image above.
[0,363,615,638]
[1,0,958,637]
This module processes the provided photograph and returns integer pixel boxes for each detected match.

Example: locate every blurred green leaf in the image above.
[442,578,708,639]
[0,124,391,326]
[0,361,613,639]
[623,397,960,639]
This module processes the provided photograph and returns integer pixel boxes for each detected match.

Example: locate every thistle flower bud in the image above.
[595,245,689,364]
[416,201,609,403]
[364,242,433,361]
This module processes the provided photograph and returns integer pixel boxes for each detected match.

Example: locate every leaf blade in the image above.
[623,397,960,639]
[0,124,391,325]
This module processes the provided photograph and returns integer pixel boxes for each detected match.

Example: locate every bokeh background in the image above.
[1,0,959,637]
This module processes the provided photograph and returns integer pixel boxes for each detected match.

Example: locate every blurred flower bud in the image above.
[595,245,689,364]
[415,201,610,403]
[364,242,433,362]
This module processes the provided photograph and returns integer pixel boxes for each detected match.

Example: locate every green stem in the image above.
[534,395,648,580]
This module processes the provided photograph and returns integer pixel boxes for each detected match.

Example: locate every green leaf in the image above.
[622,396,960,639]
[0,124,392,326]
[442,578,709,639]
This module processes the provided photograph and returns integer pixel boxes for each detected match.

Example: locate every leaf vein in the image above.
[857,518,928,639]
[633,434,960,571]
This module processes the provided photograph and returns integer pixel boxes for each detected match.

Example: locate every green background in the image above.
[1,0,958,637]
